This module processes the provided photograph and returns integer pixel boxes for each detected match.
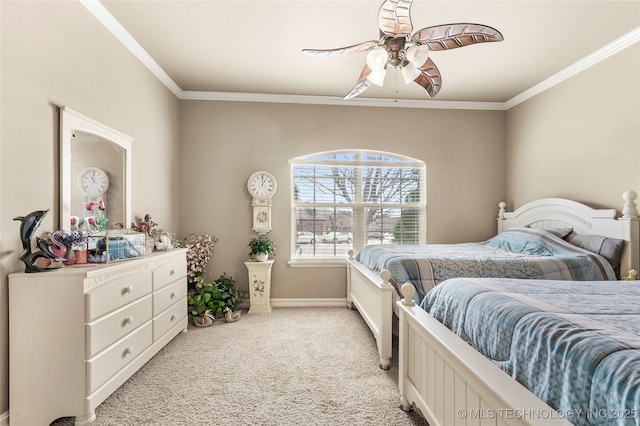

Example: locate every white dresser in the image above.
[8,249,188,425]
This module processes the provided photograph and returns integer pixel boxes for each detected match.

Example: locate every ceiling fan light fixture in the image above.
[366,47,388,71]
[367,69,387,86]
[401,62,421,84]
[405,44,430,67]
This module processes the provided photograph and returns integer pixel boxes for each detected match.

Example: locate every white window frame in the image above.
[289,149,426,266]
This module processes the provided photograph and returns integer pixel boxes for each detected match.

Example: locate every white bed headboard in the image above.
[497,191,640,276]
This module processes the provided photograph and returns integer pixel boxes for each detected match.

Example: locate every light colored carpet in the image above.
[54,307,428,425]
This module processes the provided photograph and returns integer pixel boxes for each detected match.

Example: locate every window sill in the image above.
[288,259,348,268]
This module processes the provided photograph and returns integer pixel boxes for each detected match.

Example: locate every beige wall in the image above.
[179,101,506,299]
[0,1,181,416]
[506,45,640,210]
[3,0,636,421]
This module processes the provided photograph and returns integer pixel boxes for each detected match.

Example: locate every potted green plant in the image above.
[187,273,247,326]
[248,236,276,261]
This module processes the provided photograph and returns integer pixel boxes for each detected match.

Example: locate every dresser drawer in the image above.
[152,255,186,291]
[87,321,152,394]
[153,279,187,315]
[86,295,152,358]
[86,271,152,321]
[153,297,187,340]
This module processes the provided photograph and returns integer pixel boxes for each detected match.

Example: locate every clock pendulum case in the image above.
[247,171,277,235]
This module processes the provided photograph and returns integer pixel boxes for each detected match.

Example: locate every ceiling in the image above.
[96,0,640,108]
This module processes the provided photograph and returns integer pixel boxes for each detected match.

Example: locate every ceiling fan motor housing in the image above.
[383,36,407,67]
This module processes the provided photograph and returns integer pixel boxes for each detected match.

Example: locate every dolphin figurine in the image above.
[36,237,65,262]
[14,209,63,273]
[14,209,49,251]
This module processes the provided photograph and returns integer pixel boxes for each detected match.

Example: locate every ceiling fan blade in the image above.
[412,24,504,51]
[413,58,442,97]
[343,66,374,100]
[303,41,378,57]
[378,0,414,37]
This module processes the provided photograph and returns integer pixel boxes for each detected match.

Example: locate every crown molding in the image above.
[180,91,507,110]
[82,1,639,111]
[79,0,182,97]
[505,26,640,109]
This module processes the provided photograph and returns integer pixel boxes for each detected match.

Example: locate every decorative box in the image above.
[87,230,146,263]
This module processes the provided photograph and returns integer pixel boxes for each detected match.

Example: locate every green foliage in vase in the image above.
[248,236,276,256]
[186,273,247,317]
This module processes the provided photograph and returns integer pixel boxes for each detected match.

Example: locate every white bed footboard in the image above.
[346,255,394,369]
[397,284,572,426]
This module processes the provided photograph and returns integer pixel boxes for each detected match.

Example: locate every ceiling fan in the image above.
[302,0,504,100]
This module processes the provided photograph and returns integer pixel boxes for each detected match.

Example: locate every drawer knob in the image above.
[170,291,177,299]
[123,346,133,356]
[170,314,177,321]
[123,316,134,325]
[123,286,134,294]
[170,269,176,275]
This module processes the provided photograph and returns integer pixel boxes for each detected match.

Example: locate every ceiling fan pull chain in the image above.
[394,68,399,103]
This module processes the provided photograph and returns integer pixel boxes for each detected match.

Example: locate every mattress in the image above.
[355,227,616,302]
[421,277,640,426]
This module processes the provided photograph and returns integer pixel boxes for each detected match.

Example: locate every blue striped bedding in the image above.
[355,228,616,302]
[421,278,640,426]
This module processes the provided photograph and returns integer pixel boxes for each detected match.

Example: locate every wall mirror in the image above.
[60,106,132,230]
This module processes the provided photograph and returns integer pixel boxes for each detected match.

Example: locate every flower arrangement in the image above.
[84,200,108,231]
[248,236,276,256]
[51,229,88,250]
[176,233,218,286]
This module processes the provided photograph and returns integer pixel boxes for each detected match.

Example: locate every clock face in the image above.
[248,171,277,199]
[78,167,109,198]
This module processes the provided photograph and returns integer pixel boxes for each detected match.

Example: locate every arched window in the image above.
[290,150,426,261]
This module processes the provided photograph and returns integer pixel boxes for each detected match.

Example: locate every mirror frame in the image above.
[59,106,133,230]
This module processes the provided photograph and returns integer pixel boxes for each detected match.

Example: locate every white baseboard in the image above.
[238,298,347,309]
[271,298,347,308]
[1,410,9,426]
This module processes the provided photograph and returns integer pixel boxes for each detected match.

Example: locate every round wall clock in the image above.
[78,167,109,198]
[247,171,277,199]
[248,171,276,234]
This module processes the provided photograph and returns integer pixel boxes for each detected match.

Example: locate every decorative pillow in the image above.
[482,229,555,256]
[565,234,625,269]
[534,227,573,239]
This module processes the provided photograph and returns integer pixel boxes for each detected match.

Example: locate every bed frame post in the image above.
[398,283,416,412]
[378,270,393,370]
[347,250,355,309]
[619,191,640,274]
[497,201,507,233]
